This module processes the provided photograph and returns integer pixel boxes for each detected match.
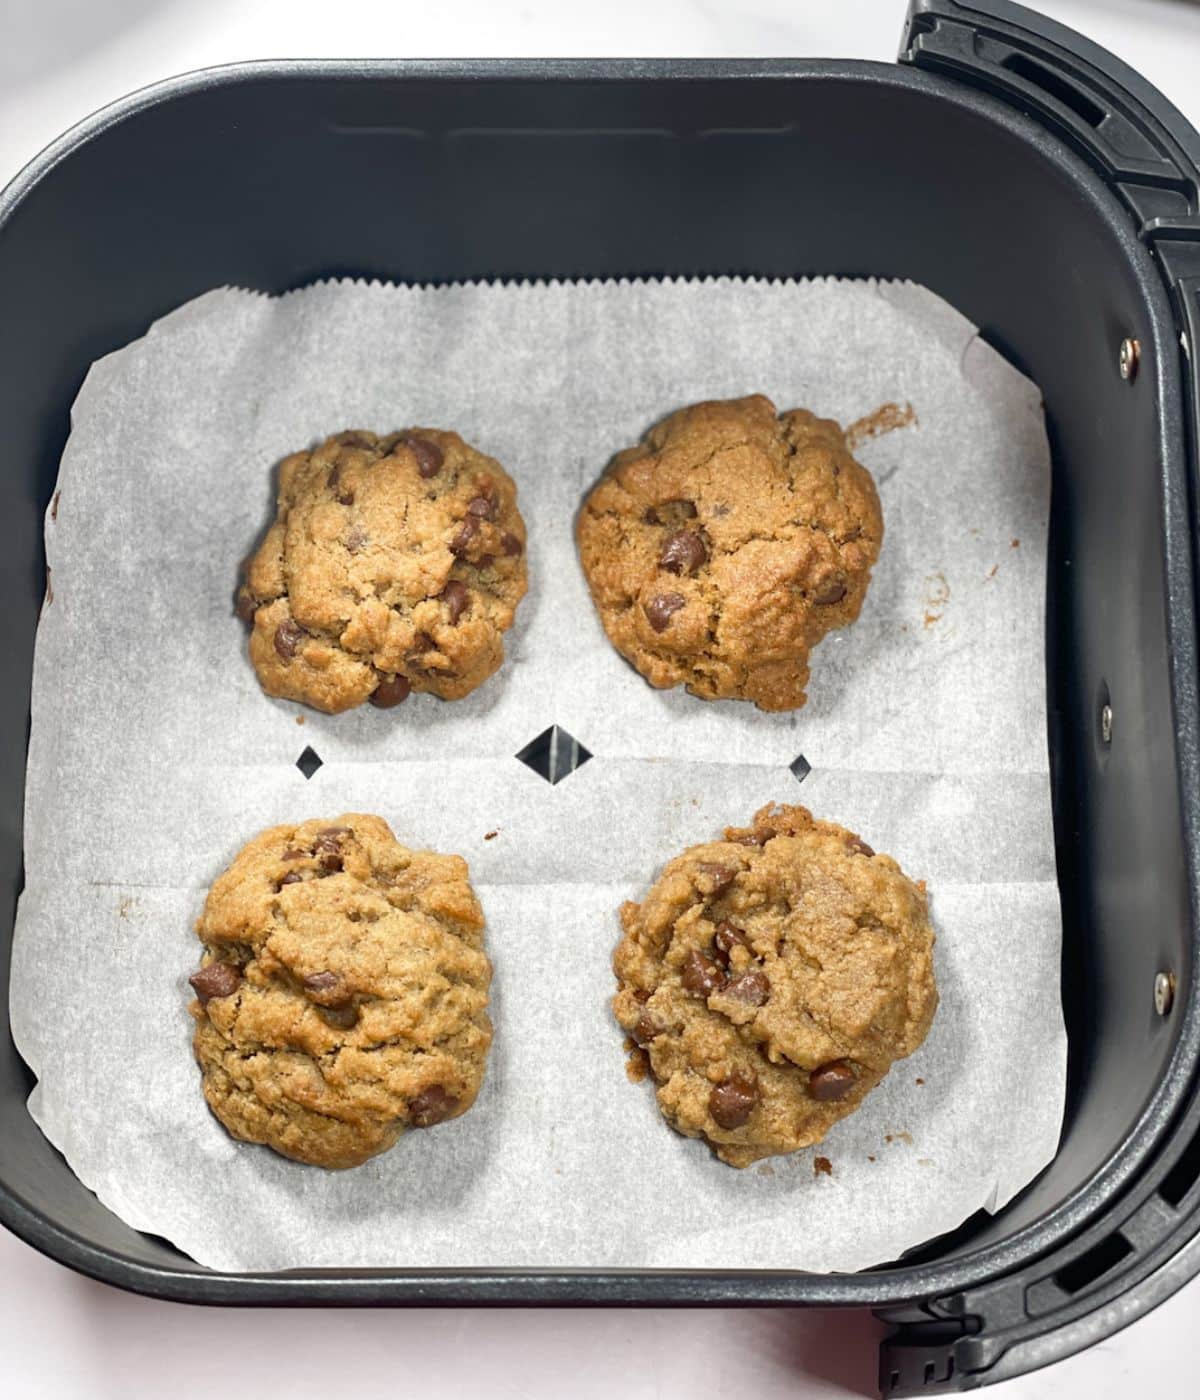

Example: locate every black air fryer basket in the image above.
[2,1,1200,1393]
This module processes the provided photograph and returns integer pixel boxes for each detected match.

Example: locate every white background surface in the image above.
[1,0,1198,1395]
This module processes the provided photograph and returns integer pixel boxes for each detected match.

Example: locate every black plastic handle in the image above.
[883,1,1200,1395]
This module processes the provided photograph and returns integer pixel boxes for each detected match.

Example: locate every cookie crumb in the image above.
[484,830,499,841]
[50,490,60,521]
[295,715,305,725]
[986,564,999,580]
[915,1077,924,1085]
[923,570,950,627]
[886,1130,914,1146]
[844,400,917,451]
[1011,538,1020,549]
[625,1048,650,1083]
[867,1154,876,1162]
[814,1156,833,1176]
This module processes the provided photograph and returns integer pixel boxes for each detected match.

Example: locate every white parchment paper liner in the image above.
[10,277,1065,1272]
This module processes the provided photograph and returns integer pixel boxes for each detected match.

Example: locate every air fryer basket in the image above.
[1,0,1199,1392]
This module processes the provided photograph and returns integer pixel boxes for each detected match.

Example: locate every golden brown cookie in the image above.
[613,803,936,1168]
[577,395,882,711]
[188,814,492,1169]
[238,429,528,713]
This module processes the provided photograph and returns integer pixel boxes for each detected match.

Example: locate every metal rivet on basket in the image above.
[1154,971,1176,1017]
[1119,337,1140,382]
[1100,702,1113,746]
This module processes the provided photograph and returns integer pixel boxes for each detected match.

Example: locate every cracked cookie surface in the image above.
[577,395,882,711]
[613,803,936,1167]
[189,814,492,1169]
[239,429,528,713]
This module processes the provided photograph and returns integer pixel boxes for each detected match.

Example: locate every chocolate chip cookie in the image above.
[613,803,936,1168]
[238,429,528,713]
[577,395,882,711]
[189,814,492,1169]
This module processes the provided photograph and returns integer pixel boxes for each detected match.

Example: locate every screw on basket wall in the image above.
[1155,971,1177,1017]
[1119,336,1140,382]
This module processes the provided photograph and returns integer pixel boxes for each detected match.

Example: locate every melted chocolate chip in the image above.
[697,863,737,895]
[726,970,770,1006]
[303,971,340,995]
[189,962,242,1004]
[709,1071,759,1129]
[736,831,769,847]
[274,619,305,660]
[501,531,523,557]
[234,590,257,623]
[370,672,411,708]
[847,836,875,858]
[404,435,443,478]
[681,949,726,997]
[449,516,480,557]
[320,1003,359,1030]
[440,579,471,623]
[281,848,307,861]
[632,1012,663,1048]
[314,827,349,872]
[814,577,848,605]
[466,495,498,521]
[659,529,708,576]
[337,430,374,448]
[713,920,750,965]
[809,1060,857,1101]
[279,871,304,886]
[409,1085,459,1128]
[644,592,686,632]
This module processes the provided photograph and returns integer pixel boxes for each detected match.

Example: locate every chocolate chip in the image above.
[189,961,241,1004]
[642,507,660,525]
[404,435,443,478]
[274,619,305,660]
[501,531,523,557]
[698,863,737,895]
[659,529,708,576]
[337,430,374,448]
[814,577,847,605]
[713,920,750,965]
[709,1071,758,1129]
[847,836,875,858]
[809,1060,857,1101]
[345,525,368,553]
[632,1012,663,1047]
[327,463,354,504]
[281,848,307,861]
[440,579,471,623]
[644,592,686,632]
[466,495,498,521]
[632,988,651,1004]
[449,516,480,557]
[409,1085,459,1128]
[279,871,304,886]
[320,1003,358,1030]
[234,590,257,623]
[477,554,495,570]
[313,827,349,872]
[370,672,411,708]
[736,832,768,847]
[681,949,726,997]
[303,971,340,995]
[726,970,770,1006]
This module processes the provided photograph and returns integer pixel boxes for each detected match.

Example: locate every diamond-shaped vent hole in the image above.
[516,725,592,785]
[789,754,811,783]
[296,746,323,780]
